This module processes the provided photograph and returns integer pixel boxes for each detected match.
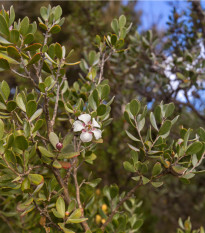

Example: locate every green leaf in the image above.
[32,119,44,133]
[9,29,19,44]
[119,15,126,28]
[7,46,21,60]
[24,33,34,44]
[111,34,117,45]
[54,5,62,20]
[142,176,150,185]
[101,85,110,99]
[186,141,203,155]
[67,218,88,224]
[16,93,26,111]
[7,100,16,112]
[87,178,102,188]
[159,120,172,135]
[69,208,81,219]
[9,6,15,26]
[0,52,19,64]
[164,102,175,118]
[56,197,65,218]
[23,43,42,52]
[97,104,106,116]
[125,130,140,142]
[1,80,10,100]
[67,200,76,213]
[0,58,10,70]
[49,132,59,149]
[27,53,41,66]
[52,208,63,218]
[111,18,119,34]
[21,178,30,191]
[172,165,187,175]
[133,219,143,230]
[176,72,185,80]
[40,6,48,21]
[53,160,62,169]
[20,17,29,36]
[58,151,79,159]
[130,99,140,116]
[28,174,44,185]
[152,162,162,176]
[198,127,205,141]
[123,161,135,172]
[132,176,140,182]
[58,223,75,233]
[50,25,61,34]
[0,35,11,44]
[0,119,4,140]
[38,146,54,157]
[0,15,9,36]
[15,135,28,150]
[150,112,158,131]
[55,43,62,59]
[151,181,163,188]
[26,100,37,118]
[29,108,43,122]
[88,50,98,66]
[128,143,139,152]
[39,23,48,31]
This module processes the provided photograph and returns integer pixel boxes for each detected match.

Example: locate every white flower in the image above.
[73,114,102,142]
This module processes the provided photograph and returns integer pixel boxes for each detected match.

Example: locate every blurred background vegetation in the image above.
[0,1,205,232]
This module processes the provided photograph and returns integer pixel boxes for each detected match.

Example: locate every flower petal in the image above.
[92,118,100,128]
[93,129,102,140]
[80,131,93,142]
[78,114,91,124]
[73,120,85,132]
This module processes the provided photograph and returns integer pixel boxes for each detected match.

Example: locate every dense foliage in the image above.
[0,2,205,233]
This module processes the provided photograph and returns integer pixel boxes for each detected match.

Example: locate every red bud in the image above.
[56,142,63,151]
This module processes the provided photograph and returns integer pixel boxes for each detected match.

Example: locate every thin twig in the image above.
[101,180,143,232]
[73,167,90,231]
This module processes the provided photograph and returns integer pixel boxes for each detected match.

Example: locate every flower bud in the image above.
[56,142,63,151]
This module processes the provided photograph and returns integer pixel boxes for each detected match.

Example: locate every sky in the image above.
[126,1,205,31]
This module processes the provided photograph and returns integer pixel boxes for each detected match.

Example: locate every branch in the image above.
[33,199,62,231]
[33,139,71,206]
[51,166,71,205]
[11,68,39,90]
[44,91,53,135]
[73,167,90,231]
[101,181,142,232]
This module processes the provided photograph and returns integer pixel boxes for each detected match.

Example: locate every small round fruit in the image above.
[96,189,101,195]
[65,211,69,216]
[101,219,106,224]
[101,204,108,212]
[95,214,102,224]
[56,142,63,151]
[164,161,171,168]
